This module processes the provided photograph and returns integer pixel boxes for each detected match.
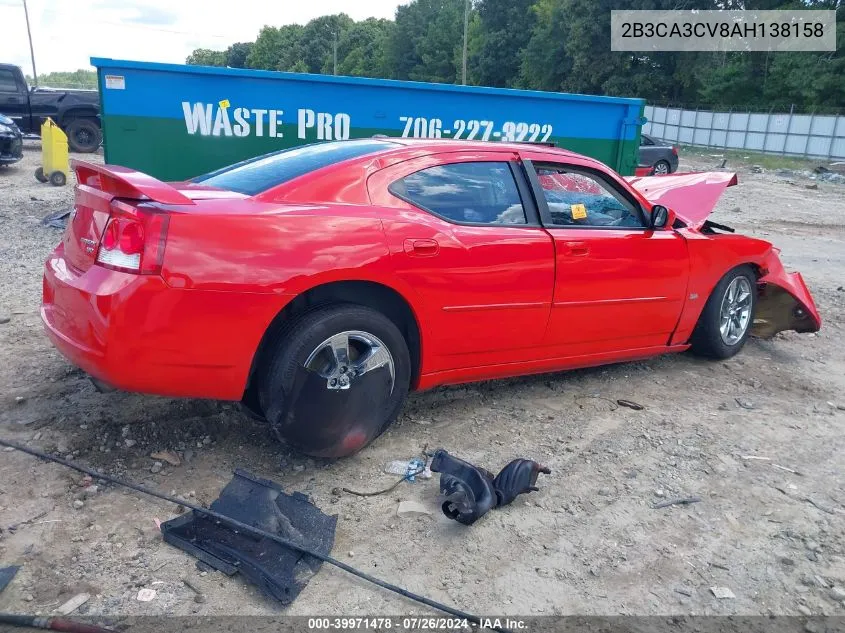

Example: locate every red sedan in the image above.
[42,139,820,457]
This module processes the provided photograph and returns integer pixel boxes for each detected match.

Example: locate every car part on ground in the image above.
[430,449,551,525]
[258,305,412,458]
[430,449,498,525]
[161,469,336,604]
[0,113,23,166]
[492,458,553,506]
[0,566,19,593]
[0,438,513,633]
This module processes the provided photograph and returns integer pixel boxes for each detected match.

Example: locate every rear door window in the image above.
[0,70,19,92]
[389,162,527,225]
[194,140,396,195]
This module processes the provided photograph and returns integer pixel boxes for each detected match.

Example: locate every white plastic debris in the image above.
[56,592,91,615]
[136,588,157,602]
[710,586,736,599]
[397,500,433,518]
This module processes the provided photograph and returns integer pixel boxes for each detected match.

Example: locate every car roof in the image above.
[364,137,604,169]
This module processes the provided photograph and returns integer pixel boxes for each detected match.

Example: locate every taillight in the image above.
[671,146,678,156]
[96,200,170,275]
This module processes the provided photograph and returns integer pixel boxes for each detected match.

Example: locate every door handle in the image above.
[404,238,439,257]
[5,97,21,103]
[564,241,589,257]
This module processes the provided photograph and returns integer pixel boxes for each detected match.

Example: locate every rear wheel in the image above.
[653,159,671,175]
[34,167,47,183]
[64,118,102,153]
[690,266,756,359]
[258,305,411,458]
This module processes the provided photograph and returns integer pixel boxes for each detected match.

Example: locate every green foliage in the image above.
[225,43,253,69]
[185,49,226,67]
[28,69,97,89]
[178,0,844,110]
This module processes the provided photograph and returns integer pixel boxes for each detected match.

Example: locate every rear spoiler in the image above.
[71,159,195,206]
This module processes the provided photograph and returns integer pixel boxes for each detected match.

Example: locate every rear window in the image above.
[194,140,396,195]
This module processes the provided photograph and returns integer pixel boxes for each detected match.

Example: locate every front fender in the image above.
[754,250,821,337]
[671,232,820,344]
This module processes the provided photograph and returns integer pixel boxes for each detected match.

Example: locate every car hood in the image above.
[0,113,14,126]
[625,172,738,227]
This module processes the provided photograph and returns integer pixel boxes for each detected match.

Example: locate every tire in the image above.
[689,266,757,359]
[258,304,412,458]
[64,118,102,153]
[653,160,671,175]
[34,167,47,183]
[49,171,67,187]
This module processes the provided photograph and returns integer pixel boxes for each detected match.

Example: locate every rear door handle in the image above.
[564,241,589,257]
[404,238,439,257]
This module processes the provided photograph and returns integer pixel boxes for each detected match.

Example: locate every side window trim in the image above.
[387,160,540,229]
[522,159,648,230]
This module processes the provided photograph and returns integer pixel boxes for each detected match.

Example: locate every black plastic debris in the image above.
[41,208,72,229]
[161,469,336,605]
[430,449,498,525]
[492,458,552,506]
[0,565,19,593]
[430,449,551,526]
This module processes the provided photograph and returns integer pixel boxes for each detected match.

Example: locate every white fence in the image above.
[644,104,845,161]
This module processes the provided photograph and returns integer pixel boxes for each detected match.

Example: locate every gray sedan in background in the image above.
[638,133,679,174]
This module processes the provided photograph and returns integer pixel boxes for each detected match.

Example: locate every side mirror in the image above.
[650,205,675,230]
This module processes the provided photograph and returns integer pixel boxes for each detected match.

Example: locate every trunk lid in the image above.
[63,161,199,273]
[625,172,738,227]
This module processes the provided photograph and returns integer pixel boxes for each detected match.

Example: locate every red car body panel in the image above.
[41,141,821,403]
[626,171,739,227]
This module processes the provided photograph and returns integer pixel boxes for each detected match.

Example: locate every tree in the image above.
[301,14,354,74]
[336,19,394,77]
[225,42,253,68]
[185,48,226,67]
[389,0,465,83]
[472,0,535,87]
[27,69,97,89]
[246,24,305,71]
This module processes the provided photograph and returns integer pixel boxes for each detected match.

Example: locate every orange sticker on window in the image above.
[571,203,587,220]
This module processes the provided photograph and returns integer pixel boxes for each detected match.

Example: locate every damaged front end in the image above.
[753,251,821,338]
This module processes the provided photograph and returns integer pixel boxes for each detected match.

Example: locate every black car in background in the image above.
[638,133,679,174]
[0,113,23,166]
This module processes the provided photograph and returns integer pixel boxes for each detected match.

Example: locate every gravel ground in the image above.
[1,143,844,625]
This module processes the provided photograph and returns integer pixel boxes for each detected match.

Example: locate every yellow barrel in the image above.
[36,118,69,186]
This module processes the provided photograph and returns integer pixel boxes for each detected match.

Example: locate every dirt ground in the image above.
[1,143,844,625]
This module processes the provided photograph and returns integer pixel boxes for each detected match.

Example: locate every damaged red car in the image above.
[42,139,821,457]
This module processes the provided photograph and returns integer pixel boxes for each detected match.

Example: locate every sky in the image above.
[0,0,404,76]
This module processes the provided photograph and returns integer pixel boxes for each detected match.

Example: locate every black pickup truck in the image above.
[0,63,101,153]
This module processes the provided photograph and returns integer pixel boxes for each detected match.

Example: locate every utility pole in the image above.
[22,0,38,87]
[332,31,337,76]
[461,0,469,85]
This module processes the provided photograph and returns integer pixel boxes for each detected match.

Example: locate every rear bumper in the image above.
[42,245,285,400]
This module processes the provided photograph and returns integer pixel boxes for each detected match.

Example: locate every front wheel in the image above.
[690,266,757,359]
[258,305,411,458]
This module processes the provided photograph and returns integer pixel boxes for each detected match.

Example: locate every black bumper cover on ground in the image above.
[161,469,337,604]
